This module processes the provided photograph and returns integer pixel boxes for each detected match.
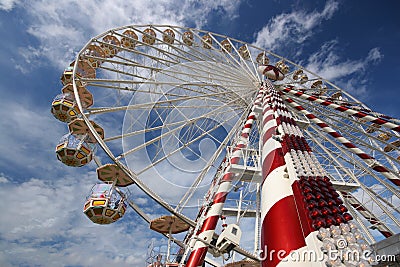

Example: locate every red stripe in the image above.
[295,92,303,97]
[221,172,234,182]
[358,153,373,159]
[305,113,316,119]
[336,106,348,112]
[351,204,366,212]
[241,133,249,138]
[328,131,341,138]
[261,196,306,267]
[321,101,331,106]
[263,114,274,126]
[382,231,393,238]
[372,165,388,173]
[263,127,277,145]
[389,178,400,186]
[371,118,388,125]
[317,122,329,128]
[343,143,357,148]
[186,247,207,267]
[212,191,228,204]
[201,214,220,231]
[262,148,285,179]
[353,112,365,118]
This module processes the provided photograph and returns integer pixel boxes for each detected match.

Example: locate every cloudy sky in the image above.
[0,0,399,266]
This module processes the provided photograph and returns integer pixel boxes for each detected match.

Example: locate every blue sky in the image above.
[0,0,399,266]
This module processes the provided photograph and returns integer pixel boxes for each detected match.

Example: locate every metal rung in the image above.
[331,181,359,192]
[222,208,256,218]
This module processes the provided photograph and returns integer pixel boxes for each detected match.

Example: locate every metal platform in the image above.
[222,207,256,218]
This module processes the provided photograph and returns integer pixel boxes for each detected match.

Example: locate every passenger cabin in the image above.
[51,93,80,123]
[83,183,127,224]
[55,133,95,167]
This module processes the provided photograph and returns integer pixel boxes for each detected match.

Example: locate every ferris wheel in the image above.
[50,25,400,267]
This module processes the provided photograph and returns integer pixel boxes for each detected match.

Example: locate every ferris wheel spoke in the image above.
[170,34,258,83]
[304,127,400,229]
[105,106,235,143]
[305,124,400,202]
[83,81,252,106]
[87,90,248,116]
[199,33,259,81]
[94,55,251,87]
[136,111,239,176]
[280,86,400,133]
[305,106,400,175]
[118,92,250,160]
[339,191,395,238]
[123,104,243,164]
[176,105,254,212]
[84,79,254,103]
[294,97,400,172]
[283,94,400,188]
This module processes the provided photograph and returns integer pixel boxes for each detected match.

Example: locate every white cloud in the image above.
[0,173,157,266]
[251,0,384,99]
[0,97,70,177]
[0,0,20,11]
[254,0,339,50]
[8,0,243,72]
[304,40,383,96]
[305,41,383,80]
[0,173,9,183]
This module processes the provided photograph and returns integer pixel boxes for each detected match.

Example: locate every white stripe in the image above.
[193,230,215,250]
[206,203,224,217]
[261,165,292,223]
[216,181,231,193]
[263,119,276,134]
[262,138,280,160]
[263,109,274,117]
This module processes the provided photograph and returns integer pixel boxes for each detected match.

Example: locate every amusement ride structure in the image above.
[51,25,400,267]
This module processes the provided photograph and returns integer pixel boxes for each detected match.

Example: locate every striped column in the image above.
[260,80,371,267]
[281,95,400,187]
[186,89,264,267]
[260,81,307,267]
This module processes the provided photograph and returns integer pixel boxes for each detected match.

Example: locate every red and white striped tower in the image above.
[260,79,309,267]
[185,89,264,267]
[259,65,356,266]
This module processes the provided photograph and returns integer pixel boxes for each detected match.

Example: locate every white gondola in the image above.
[83,182,127,224]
